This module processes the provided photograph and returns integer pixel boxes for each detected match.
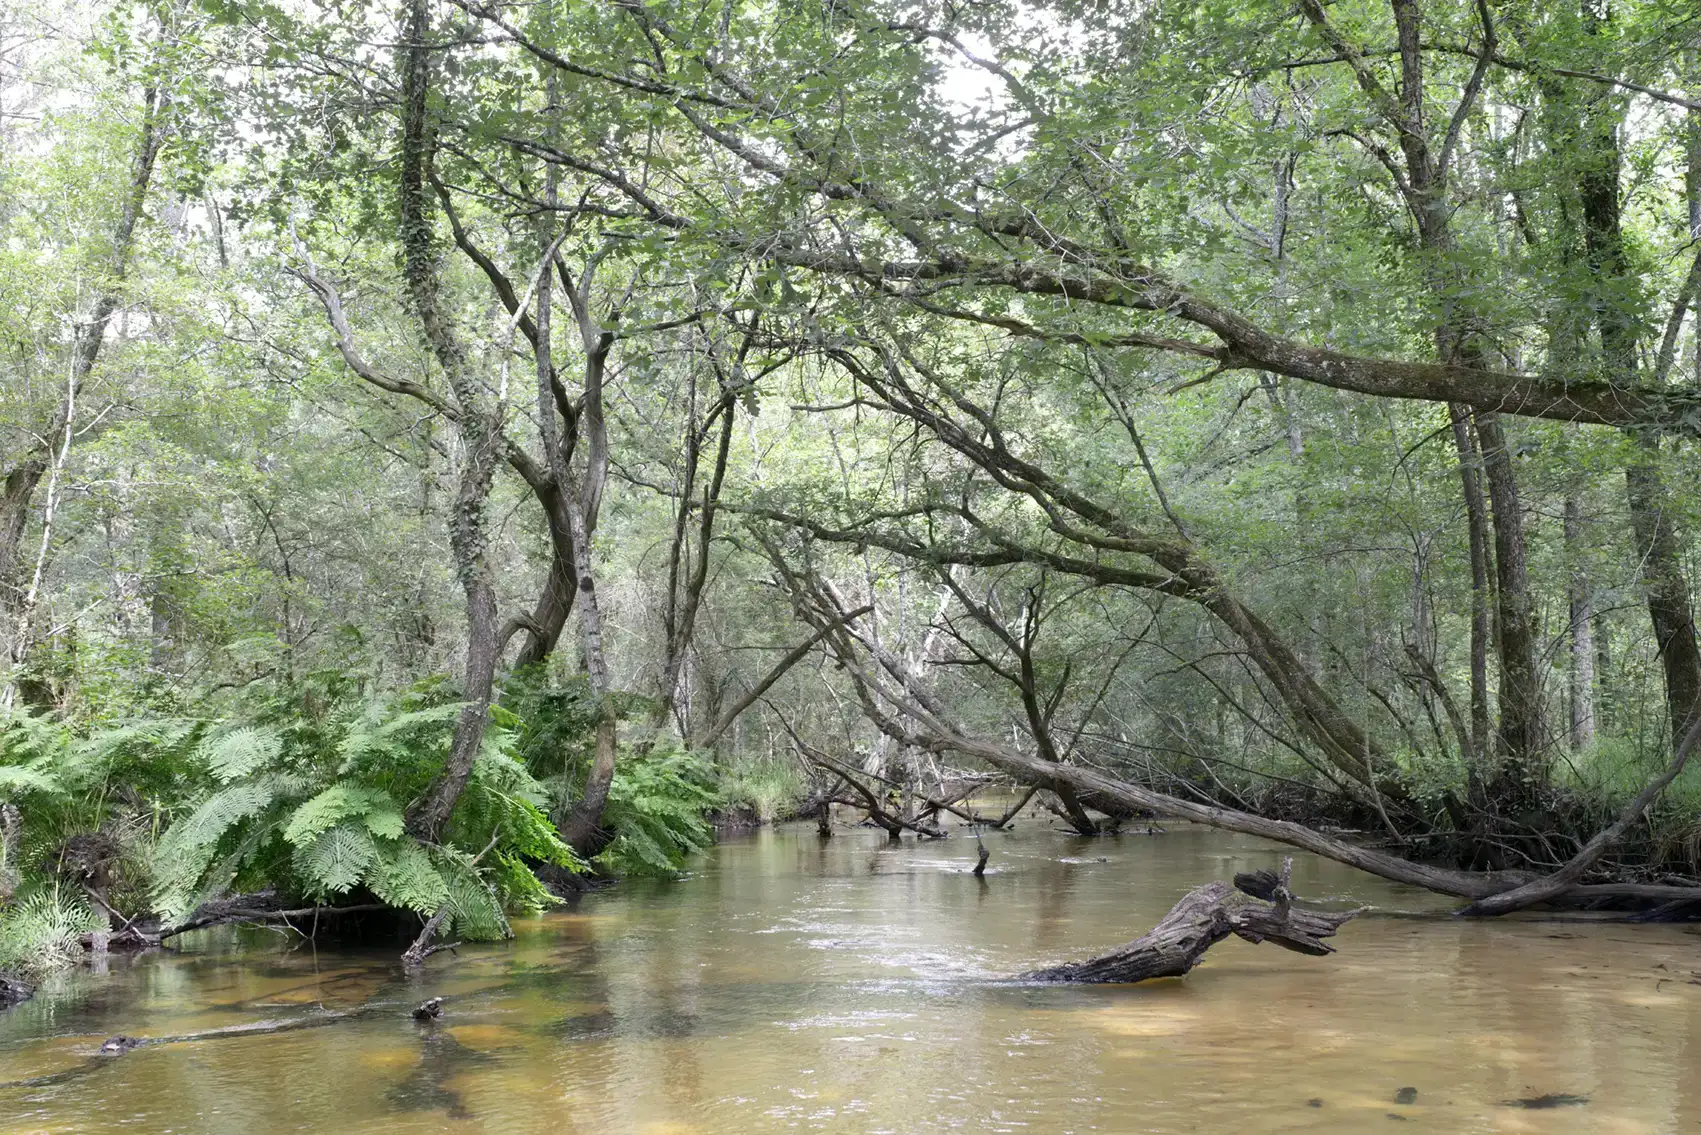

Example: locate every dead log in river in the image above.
[1025,859,1359,984]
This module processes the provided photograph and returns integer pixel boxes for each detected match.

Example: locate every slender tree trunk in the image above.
[553,479,617,855]
[0,68,167,634]
[656,378,735,726]
[398,0,503,842]
[1449,406,1493,760]
[1624,455,1701,737]
[1575,72,1701,742]
[1564,497,1597,748]
[1474,413,1543,769]
[546,240,620,856]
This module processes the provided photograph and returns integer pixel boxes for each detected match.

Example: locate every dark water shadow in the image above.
[386,1026,498,1120]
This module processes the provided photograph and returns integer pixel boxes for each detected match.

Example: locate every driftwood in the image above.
[401,905,458,966]
[1025,859,1359,984]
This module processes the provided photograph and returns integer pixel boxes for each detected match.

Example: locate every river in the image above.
[2,820,1699,1133]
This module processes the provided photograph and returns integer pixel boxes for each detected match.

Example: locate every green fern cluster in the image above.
[595,746,721,876]
[1,668,737,964]
[0,711,203,881]
[149,695,582,938]
[0,883,105,978]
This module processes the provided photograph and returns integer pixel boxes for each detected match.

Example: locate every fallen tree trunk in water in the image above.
[0,1006,381,1091]
[882,701,1701,911]
[1461,714,1701,916]
[1025,859,1359,983]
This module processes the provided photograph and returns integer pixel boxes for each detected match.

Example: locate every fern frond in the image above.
[335,701,462,775]
[0,762,62,797]
[281,783,399,847]
[362,803,405,840]
[366,839,447,913]
[151,775,295,920]
[198,726,283,783]
[0,883,104,977]
[76,719,200,769]
[488,851,561,917]
[0,711,72,765]
[433,846,510,941]
[156,776,290,861]
[594,747,719,877]
[295,821,378,897]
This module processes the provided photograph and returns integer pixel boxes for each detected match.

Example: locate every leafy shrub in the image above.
[720,754,806,821]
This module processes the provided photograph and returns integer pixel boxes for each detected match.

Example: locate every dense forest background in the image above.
[5,0,1701,978]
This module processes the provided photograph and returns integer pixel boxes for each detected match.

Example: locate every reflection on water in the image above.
[3,821,1700,1133]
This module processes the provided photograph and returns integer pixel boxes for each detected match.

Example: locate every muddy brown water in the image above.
[2,820,1700,1133]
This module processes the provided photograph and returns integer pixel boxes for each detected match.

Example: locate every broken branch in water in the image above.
[402,828,502,966]
[1460,714,1701,916]
[0,1006,381,1091]
[1024,857,1359,984]
[800,746,947,839]
[78,901,390,951]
